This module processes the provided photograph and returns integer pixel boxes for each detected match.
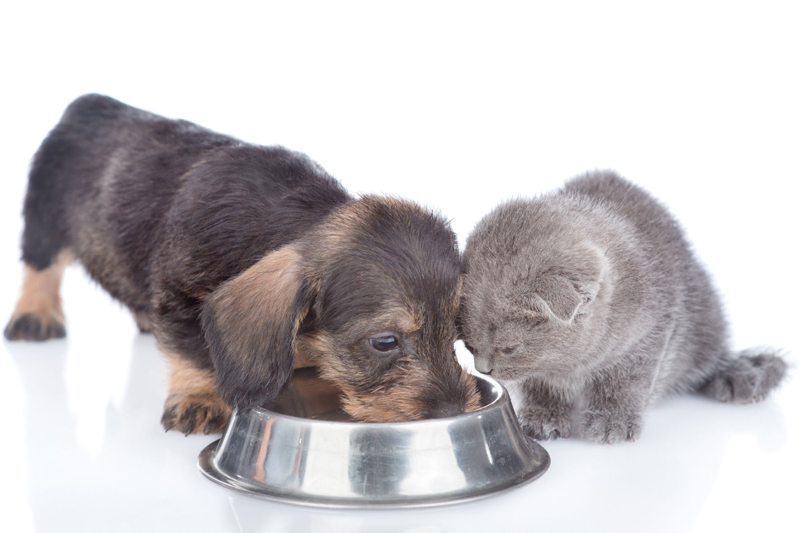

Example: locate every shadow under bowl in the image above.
[198,367,549,508]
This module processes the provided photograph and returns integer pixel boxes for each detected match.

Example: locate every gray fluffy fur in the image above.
[460,171,787,444]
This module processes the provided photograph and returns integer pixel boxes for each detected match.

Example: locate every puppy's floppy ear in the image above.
[201,244,311,410]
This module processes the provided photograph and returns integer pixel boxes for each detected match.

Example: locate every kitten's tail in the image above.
[699,348,788,403]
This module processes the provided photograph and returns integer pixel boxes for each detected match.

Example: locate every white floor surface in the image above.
[1,2,799,532]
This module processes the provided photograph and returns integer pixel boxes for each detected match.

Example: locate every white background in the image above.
[1,1,798,532]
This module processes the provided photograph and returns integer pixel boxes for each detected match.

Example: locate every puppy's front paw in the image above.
[582,409,642,444]
[161,393,231,435]
[518,405,572,440]
[4,313,66,341]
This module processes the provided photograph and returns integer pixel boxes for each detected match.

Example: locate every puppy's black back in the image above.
[22,94,351,328]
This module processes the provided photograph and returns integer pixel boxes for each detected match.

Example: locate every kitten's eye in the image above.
[500,345,519,355]
[369,335,399,352]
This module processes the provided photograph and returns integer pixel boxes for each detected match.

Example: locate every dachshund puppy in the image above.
[5,94,480,434]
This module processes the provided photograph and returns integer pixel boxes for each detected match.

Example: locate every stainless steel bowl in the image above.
[198,367,549,508]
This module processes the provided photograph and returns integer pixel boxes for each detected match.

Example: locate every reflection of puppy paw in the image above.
[519,405,572,440]
[161,393,231,435]
[582,409,642,444]
[4,313,66,341]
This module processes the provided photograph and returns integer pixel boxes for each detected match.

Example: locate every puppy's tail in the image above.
[699,348,788,403]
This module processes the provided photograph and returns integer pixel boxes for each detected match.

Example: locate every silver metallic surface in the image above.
[198,367,550,508]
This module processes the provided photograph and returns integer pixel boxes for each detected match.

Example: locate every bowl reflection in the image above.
[198,367,549,508]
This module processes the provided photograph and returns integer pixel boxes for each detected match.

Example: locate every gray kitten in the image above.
[459,171,787,444]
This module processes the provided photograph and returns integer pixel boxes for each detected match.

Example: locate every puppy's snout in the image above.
[426,400,468,419]
[422,368,482,420]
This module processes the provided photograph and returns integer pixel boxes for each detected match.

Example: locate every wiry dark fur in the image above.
[6,94,479,433]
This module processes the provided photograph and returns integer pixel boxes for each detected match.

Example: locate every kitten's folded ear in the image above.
[534,274,601,323]
[201,244,312,411]
[534,244,606,323]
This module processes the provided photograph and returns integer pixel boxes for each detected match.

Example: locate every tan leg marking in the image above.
[161,353,232,435]
[4,250,73,341]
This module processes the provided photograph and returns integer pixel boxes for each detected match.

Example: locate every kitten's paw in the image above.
[519,405,572,440]
[581,410,642,444]
[702,353,788,403]
[161,393,231,435]
[4,313,66,341]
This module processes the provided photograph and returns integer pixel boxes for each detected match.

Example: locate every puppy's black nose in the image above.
[426,401,466,419]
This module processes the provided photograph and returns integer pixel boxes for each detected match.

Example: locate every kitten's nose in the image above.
[474,355,493,374]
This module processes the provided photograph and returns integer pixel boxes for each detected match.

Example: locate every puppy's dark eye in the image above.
[369,335,399,352]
